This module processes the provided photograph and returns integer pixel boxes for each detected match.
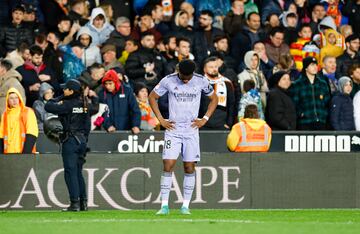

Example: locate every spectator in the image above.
[213,35,237,71]
[32,82,57,130]
[238,50,268,106]
[99,3,114,24]
[223,0,246,38]
[251,41,275,80]
[200,56,235,130]
[290,23,313,71]
[293,0,311,24]
[56,15,80,44]
[167,37,194,74]
[59,41,86,83]
[22,2,46,35]
[0,87,38,154]
[290,57,331,130]
[125,32,168,90]
[0,59,26,117]
[79,63,105,93]
[172,10,193,41]
[280,11,298,45]
[264,13,280,37]
[134,82,159,131]
[319,29,345,67]
[243,0,259,18]
[118,39,139,66]
[39,0,67,32]
[265,27,290,64]
[227,104,272,152]
[193,10,224,64]
[151,4,170,35]
[309,3,326,35]
[106,17,132,57]
[349,64,360,98]
[76,27,102,67]
[98,69,141,133]
[68,0,89,26]
[330,76,355,130]
[266,71,296,130]
[340,24,353,39]
[336,34,360,77]
[161,35,177,62]
[17,45,60,107]
[272,54,298,80]
[101,44,123,71]
[0,5,33,57]
[342,0,360,36]
[180,2,195,27]
[101,0,133,22]
[319,56,339,95]
[5,42,30,69]
[261,0,286,25]
[85,7,114,47]
[238,79,264,120]
[44,31,64,83]
[130,10,162,44]
[231,12,265,63]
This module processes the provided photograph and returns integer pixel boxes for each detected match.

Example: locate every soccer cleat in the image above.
[156,206,170,215]
[180,206,191,215]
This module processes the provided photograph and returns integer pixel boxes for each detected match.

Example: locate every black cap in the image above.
[61,79,81,91]
[178,59,196,76]
[268,71,288,88]
[302,57,317,71]
[23,3,37,13]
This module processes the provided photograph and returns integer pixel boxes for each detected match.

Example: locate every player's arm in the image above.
[149,91,175,130]
[192,92,218,128]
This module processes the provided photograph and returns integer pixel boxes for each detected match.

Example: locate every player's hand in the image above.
[191,118,207,129]
[160,119,175,130]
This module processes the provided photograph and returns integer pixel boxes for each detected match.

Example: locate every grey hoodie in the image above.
[32,82,57,130]
[318,16,337,33]
[76,27,102,67]
[338,76,352,94]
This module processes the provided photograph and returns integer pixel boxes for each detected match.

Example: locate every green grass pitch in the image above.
[1,209,360,234]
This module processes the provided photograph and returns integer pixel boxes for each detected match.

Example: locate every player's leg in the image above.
[180,133,200,214]
[156,133,181,215]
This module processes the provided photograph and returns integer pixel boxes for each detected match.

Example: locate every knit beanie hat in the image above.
[268,71,288,89]
[302,57,317,72]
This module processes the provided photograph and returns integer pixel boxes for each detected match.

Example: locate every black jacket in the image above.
[17,63,60,107]
[329,92,355,130]
[342,0,360,35]
[105,30,130,58]
[68,10,89,26]
[43,43,64,84]
[125,47,168,90]
[266,86,297,130]
[45,94,91,137]
[193,27,224,64]
[336,51,360,77]
[0,23,33,56]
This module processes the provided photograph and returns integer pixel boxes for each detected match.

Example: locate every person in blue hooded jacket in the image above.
[97,69,141,133]
[329,76,355,130]
[59,41,86,83]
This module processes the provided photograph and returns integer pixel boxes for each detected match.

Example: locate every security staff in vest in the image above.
[45,79,89,212]
[227,104,272,152]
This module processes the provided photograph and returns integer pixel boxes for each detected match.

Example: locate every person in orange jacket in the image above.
[227,104,272,152]
[0,87,38,154]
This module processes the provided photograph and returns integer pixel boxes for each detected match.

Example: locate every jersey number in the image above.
[165,140,171,149]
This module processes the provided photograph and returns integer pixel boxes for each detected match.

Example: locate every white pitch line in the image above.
[17,219,358,225]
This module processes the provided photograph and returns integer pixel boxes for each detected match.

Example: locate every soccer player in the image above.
[149,59,218,215]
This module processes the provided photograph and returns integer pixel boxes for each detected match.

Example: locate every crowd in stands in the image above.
[0,0,360,134]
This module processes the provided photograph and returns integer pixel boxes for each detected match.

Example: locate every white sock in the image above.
[160,171,172,207]
[182,172,195,209]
